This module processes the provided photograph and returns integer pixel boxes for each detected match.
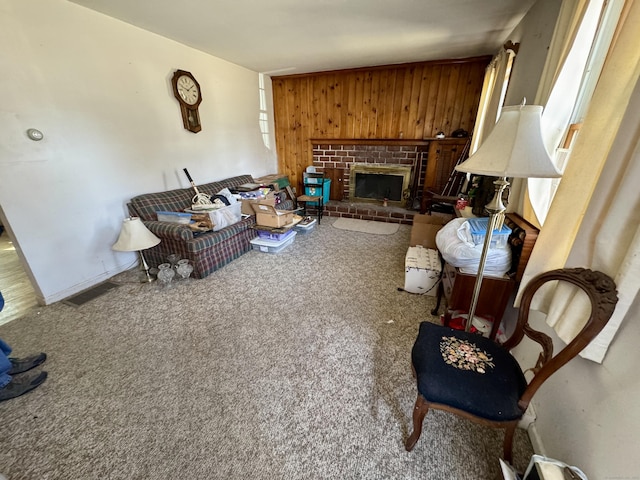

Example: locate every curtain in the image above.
[470,47,516,154]
[518,0,640,363]
[527,0,598,225]
[534,0,590,107]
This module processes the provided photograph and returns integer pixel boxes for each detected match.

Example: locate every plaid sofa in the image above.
[128,174,293,279]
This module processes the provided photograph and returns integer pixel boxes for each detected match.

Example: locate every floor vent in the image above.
[62,281,119,307]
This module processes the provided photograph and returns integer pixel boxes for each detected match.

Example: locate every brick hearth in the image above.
[316,200,417,224]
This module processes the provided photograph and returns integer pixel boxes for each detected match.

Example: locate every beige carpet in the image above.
[332,217,400,235]
[0,222,533,479]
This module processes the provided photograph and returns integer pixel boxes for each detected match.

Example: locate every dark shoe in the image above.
[9,353,47,375]
[0,371,47,402]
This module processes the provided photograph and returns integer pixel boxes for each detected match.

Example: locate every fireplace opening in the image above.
[349,164,412,207]
[355,173,404,201]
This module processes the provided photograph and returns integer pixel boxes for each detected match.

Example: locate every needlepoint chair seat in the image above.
[405,268,618,463]
[413,322,528,422]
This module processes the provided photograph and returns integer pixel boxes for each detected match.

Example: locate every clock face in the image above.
[177,75,199,105]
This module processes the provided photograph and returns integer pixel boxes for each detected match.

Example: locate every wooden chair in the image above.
[405,268,618,463]
[294,172,326,224]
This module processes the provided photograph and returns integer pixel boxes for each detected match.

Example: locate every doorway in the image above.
[0,221,39,326]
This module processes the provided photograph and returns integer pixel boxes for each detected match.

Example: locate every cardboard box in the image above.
[241,192,276,215]
[253,174,290,191]
[410,213,450,249]
[252,203,294,228]
[404,246,442,295]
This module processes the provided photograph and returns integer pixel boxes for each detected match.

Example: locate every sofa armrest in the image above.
[143,221,194,242]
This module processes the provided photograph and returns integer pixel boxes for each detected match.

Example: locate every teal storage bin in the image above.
[304,179,331,206]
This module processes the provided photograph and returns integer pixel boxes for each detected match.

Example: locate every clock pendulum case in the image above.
[171,69,202,133]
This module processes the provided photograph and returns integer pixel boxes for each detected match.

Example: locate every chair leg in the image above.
[502,422,517,464]
[405,394,429,451]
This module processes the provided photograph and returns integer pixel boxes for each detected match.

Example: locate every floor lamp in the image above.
[112,217,161,283]
[454,103,561,333]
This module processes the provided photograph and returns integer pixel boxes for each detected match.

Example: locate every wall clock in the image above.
[171,69,202,133]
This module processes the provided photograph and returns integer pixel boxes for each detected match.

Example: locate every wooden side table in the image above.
[432,262,515,340]
[432,212,539,341]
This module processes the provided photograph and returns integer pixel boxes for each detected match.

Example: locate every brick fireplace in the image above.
[311,140,429,223]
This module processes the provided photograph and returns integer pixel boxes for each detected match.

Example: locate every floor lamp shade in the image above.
[456,105,561,179]
[112,217,160,252]
[453,103,561,332]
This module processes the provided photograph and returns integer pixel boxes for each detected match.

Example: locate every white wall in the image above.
[502,1,640,477]
[0,0,277,304]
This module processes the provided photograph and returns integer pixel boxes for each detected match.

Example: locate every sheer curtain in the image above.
[470,47,516,154]
[527,0,601,225]
[518,0,640,363]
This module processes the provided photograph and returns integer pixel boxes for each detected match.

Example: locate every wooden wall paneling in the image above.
[347,73,358,139]
[272,57,490,193]
[375,68,389,138]
[443,64,461,135]
[317,75,328,137]
[424,64,442,137]
[415,65,430,140]
[299,78,312,188]
[465,64,486,133]
[396,66,407,136]
[398,66,414,137]
[378,69,404,138]
[326,73,338,137]
[338,74,349,139]
[369,70,381,138]
[273,78,288,181]
[450,63,470,133]
[353,72,364,138]
[362,71,373,138]
[289,79,301,185]
[339,74,349,137]
[433,65,451,135]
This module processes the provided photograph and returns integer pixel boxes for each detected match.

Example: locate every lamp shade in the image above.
[456,105,561,178]
[112,217,161,252]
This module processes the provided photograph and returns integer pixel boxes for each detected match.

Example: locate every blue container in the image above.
[467,218,512,248]
[304,178,331,206]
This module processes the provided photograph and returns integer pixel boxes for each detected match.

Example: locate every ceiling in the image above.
[69,0,538,75]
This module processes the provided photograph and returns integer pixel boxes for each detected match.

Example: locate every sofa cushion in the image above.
[129,174,255,222]
[130,188,192,222]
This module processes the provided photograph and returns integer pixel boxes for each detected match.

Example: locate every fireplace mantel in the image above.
[311,138,432,146]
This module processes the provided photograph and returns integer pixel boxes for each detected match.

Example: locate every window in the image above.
[530,0,624,224]
[258,73,270,149]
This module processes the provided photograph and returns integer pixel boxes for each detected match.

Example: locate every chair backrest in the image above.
[502,268,618,411]
[303,171,325,187]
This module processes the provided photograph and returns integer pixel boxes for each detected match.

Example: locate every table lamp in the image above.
[112,217,161,283]
[455,101,561,332]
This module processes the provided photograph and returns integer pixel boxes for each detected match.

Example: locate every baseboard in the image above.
[527,422,547,456]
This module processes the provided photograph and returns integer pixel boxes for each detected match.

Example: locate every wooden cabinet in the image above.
[442,263,515,317]
[420,138,469,214]
[423,139,469,194]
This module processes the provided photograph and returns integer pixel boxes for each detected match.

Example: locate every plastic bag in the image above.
[435,218,511,277]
